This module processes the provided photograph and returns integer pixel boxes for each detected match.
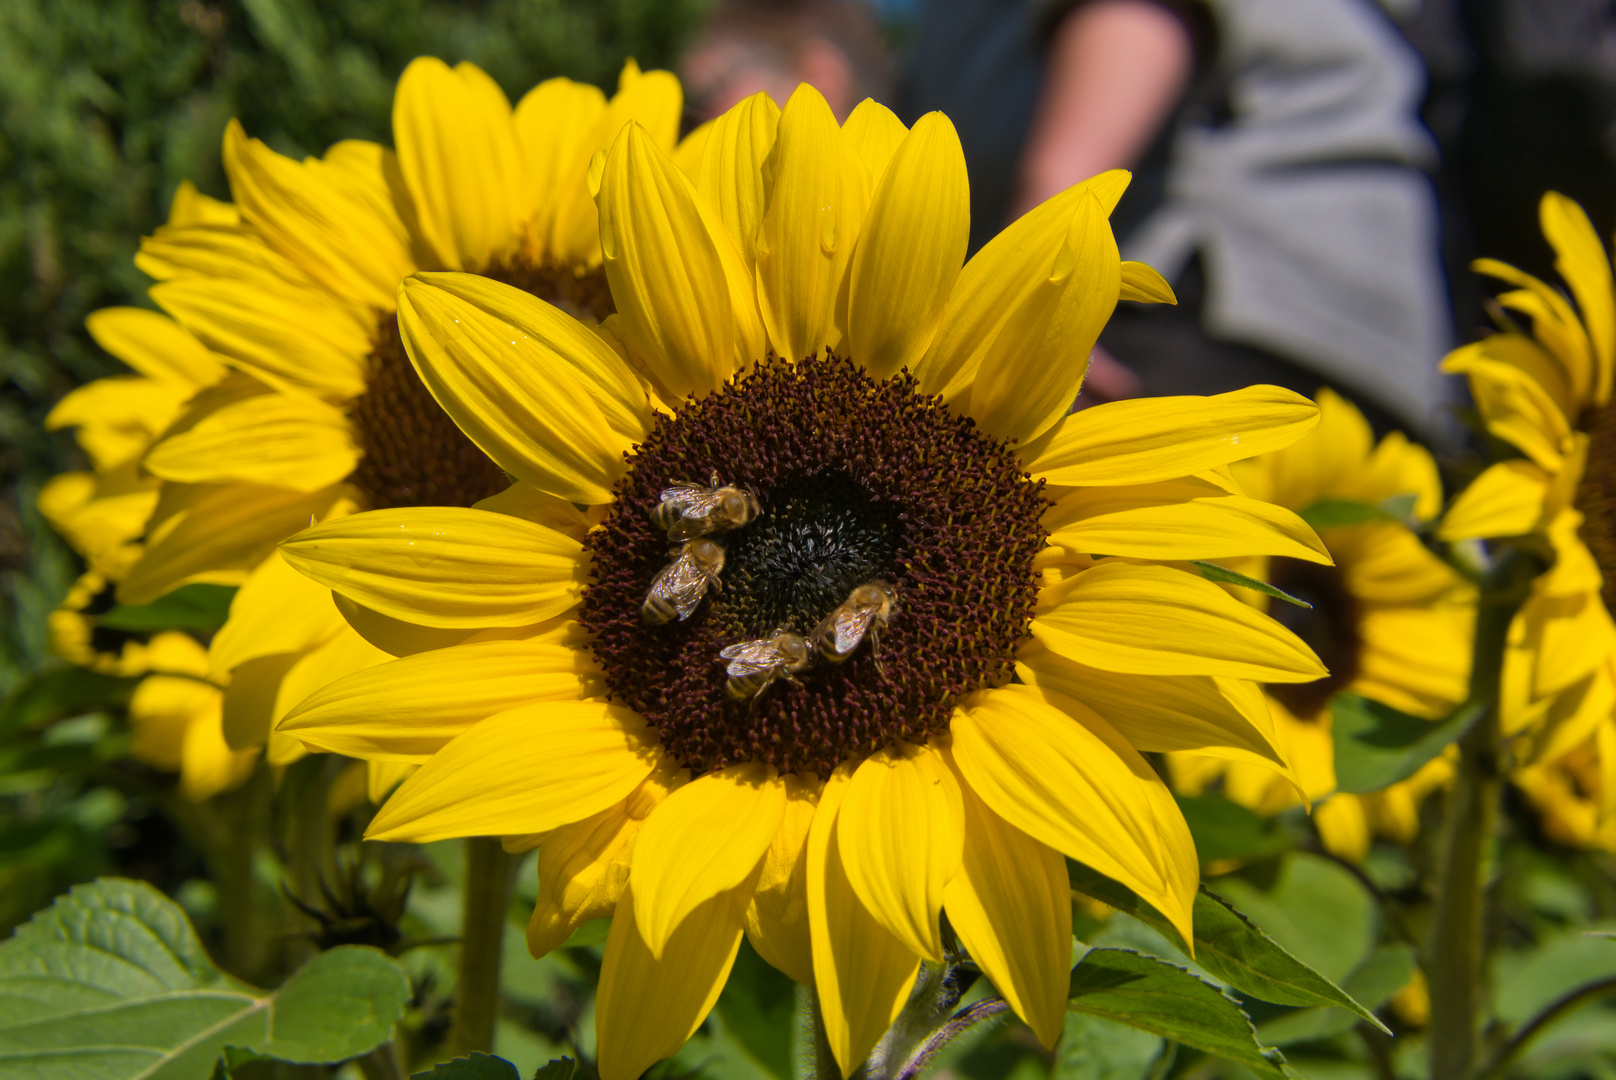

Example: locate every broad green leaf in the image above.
[1056,1011,1164,1080]
[1495,920,1616,1027]
[1067,948,1290,1079]
[1256,945,1415,1046]
[532,1059,579,1080]
[1208,854,1374,985]
[1191,561,1313,609]
[410,1055,523,1080]
[1332,694,1480,794]
[1297,495,1416,530]
[715,940,798,1080]
[1175,795,1292,865]
[97,583,238,633]
[0,879,410,1078]
[1068,862,1385,1031]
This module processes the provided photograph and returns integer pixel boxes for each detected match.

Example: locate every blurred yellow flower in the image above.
[278,86,1330,1077]
[1438,192,1616,836]
[1172,389,1474,861]
[49,58,683,803]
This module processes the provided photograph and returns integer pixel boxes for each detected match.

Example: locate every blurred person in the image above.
[682,0,896,122]
[908,0,1454,435]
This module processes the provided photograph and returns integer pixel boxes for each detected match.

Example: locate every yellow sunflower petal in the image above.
[167,179,239,227]
[755,84,869,363]
[280,638,600,760]
[393,58,525,271]
[136,219,318,288]
[332,593,481,656]
[119,483,347,606]
[948,685,1198,947]
[807,765,922,1078]
[515,77,608,257]
[46,377,192,470]
[1028,385,1322,487]
[1476,257,1594,404]
[129,672,213,772]
[528,762,688,956]
[836,742,962,962]
[367,760,417,804]
[281,506,587,629]
[1034,561,1326,682]
[270,625,392,734]
[551,60,685,267]
[845,113,969,382]
[1437,459,1553,541]
[913,169,1129,402]
[149,277,369,400]
[1352,429,1444,522]
[1446,350,1571,470]
[964,190,1122,444]
[1015,640,1293,774]
[744,774,819,986]
[840,98,908,183]
[696,91,780,269]
[673,118,714,178]
[597,122,756,399]
[1542,191,1615,404]
[595,882,746,1080]
[85,307,226,387]
[365,700,658,842]
[1043,482,1331,565]
[144,391,357,492]
[630,763,786,958]
[178,688,255,802]
[1119,261,1176,304]
[396,272,649,503]
[208,552,345,679]
[942,775,1071,1049]
[221,121,413,309]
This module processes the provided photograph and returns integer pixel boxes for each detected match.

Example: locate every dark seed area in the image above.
[1576,399,1616,615]
[346,261,614,511]
[1263,558,1362,717]
[581,354,1047,778]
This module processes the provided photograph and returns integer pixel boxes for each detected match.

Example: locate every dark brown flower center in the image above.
[1263,558,1362,717]
[580,355,1046,778]
[346,260,614,511]
[1576,399,1616,614]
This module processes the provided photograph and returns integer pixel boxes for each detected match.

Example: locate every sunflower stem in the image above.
[449,837,516,1055]
[1425,557,1526,1080]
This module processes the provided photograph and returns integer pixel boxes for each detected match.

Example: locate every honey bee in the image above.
[720,631,812,704]
[810,581,897,668]
[649,471,760,541]
[641,538,726,625]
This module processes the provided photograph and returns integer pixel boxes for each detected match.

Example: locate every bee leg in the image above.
[870,628,887,678]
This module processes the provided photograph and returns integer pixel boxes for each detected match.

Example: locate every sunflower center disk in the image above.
[347,260,615,511]
[1576,399,1616,614]
[1263,559,1362,717]
[581,355,1047,777]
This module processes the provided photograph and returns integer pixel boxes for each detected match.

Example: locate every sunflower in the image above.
[33,182,255,799]
[1437,192,1616,830]
[1169,390,1474,861]
[277,86,1330,1077]
[102,58,681,799]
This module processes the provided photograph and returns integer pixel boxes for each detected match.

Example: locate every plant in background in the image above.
[1169,388,1475,862]
[275,85,1355,1078]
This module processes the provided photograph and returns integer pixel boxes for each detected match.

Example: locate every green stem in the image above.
[808,989,844,1080]
[354,1032,408,1080]
[217,763,272,982]
[449,837,516,1056]
[1426,563,1523,1080]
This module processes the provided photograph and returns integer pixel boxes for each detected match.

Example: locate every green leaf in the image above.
[1331,694,1480,794]
[410,1054,523,1080]
[1067,948,1290,1079]
[1175,794,1292,864]
[531,1059,578,1080]
[0,666,138,736]
[1068,863,1386,1031]
[560,917,610,949]
[1205,854,1374,985]
[715,940,798,1080]
[1191,562,1312,609]
[1256,945,1415,1046]
[1298,493,1420,530]
[96,583,237,633]
[1056,1011,1164,1080]
[0,878,411,1078]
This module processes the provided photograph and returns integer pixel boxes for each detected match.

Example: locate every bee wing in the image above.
[833,605,880,655]
[721,640,780,676]
[666,514,717,542]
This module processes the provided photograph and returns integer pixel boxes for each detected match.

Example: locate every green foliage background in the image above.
[0,0,710,694]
